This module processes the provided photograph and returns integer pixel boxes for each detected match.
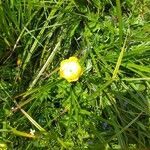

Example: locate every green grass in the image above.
[0,0,150,149]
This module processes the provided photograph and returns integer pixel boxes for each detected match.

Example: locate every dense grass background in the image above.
[0,0,150,149]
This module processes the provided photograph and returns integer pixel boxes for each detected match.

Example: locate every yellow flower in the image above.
[17,58,22,66]
[60,57,83,82]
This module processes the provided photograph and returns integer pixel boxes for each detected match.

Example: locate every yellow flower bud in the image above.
[17,58,22,66]
[60,57,83,82]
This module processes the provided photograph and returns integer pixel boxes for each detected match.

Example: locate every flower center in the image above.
[63,62,78,76]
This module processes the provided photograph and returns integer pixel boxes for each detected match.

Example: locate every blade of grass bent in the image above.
[28,41,61,90]
[112,35,127,79]
[20,108,46,132]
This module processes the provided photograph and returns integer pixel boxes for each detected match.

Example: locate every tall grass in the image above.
[0,0,150,149]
